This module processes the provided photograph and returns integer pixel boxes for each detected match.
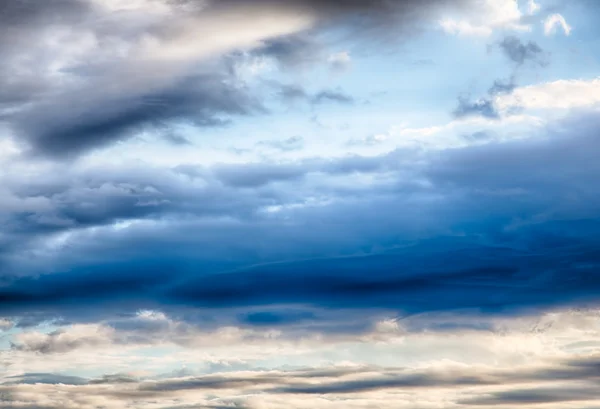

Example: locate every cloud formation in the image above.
[0,0,475,158]
[3,352,600,408]
[499,35,548,66]
[1,109,600,324]
[1,2,599,409]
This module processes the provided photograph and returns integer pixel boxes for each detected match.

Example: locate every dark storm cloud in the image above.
[239,310,317,326]
[1,111,600,323]
[16,73,263,158]
[3,228,600,322]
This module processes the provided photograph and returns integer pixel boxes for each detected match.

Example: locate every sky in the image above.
[1,0,600,408]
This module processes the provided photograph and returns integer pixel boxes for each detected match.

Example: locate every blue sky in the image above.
[1,0,600,408]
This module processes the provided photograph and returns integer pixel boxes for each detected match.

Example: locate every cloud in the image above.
[488,76,517,95]
[544,13,572,36]
[3,373,88,386]
[0,0,477,158]
[238,310,317,326]
[11,325,115,354]
[3,353,600,408]
[498,36,547,66]
[453,96,499,119]
[1,2,599,409]
[495,77,600,112]
[1,109,600,324]
[275,83,309,103]
[328,51,352,72]
[161,132,193,146]
[460,387,599,405]
[3,305,600,408]
[16,73,264,158]
[2,6,304,158]
[273,83,355,106]
[310,89,355,105]
[252,35,323,70]
[256,136,305,152]
[439,0,530,37]
[0,319,13,331]
[452,36,548,121]
[526,0,540,15]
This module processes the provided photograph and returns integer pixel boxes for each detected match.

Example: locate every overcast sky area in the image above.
[1,0,600,407]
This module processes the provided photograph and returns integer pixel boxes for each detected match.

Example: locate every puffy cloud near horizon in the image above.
[2,307,600,408]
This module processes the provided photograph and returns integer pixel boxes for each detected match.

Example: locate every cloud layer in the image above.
[1,1,600,408]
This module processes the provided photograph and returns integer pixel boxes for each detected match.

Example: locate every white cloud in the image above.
[3,308,600,409]
[372,114,544,151]
[527,0,540,15]
[495,77,600,111]
[91,0,174,14]
[544,13,572,36]
[440,0,530,37]
[439,19,495,36]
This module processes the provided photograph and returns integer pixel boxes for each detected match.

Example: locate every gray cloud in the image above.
[1,111,600,326]
[275,83,309,103]
[3,355,600,408]
[453,96,499,119]
[252,35,324,69]
[0,0,476,158]
[15,72,263,158]
[488,76,517,95]
[272,82,355,106]
[89,374,140,385]
[460,387,600,405]
[453,35,548,120]
[453,74,519,120]
[310,89,355,105]
[256,136,305,152]
[499,36,548,66]
[461,130,495,142]
[202,0,474,28]
[2,373,88,386]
